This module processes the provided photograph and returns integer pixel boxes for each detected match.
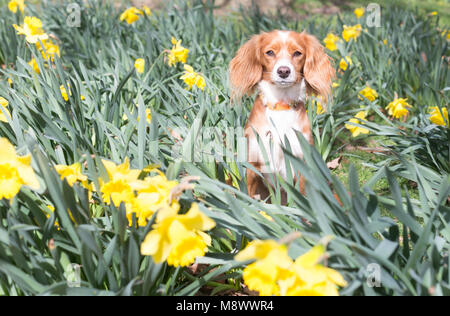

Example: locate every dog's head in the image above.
[229,30,335,103]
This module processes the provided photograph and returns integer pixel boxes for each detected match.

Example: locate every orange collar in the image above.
[267,101,298,111]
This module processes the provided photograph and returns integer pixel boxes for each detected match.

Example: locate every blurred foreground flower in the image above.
[0,138,39,200]
[141,203,216,267]
[429,106,448,126]
[345,111,370,137]
[235,239,347,296]
[55,162,89,188]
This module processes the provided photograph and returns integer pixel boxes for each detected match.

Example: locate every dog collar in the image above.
[266,101,299,111]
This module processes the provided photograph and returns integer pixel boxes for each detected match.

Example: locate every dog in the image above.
[229,30,335,202]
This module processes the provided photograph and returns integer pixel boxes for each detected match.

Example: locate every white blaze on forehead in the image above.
[278,30,290,43]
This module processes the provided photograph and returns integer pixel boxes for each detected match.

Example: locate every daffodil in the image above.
[386,98,411,119]
[55,162,89,188]
[60,84,85,101]
[0,138,40,200]
[8,78,13,87]
[134,58,145,74]
[28,58,40,74]
[429,106,448,126]
[167,37,189,67]
[126,171,178,226]
[13,16,49,44]
[141,203,216,267]
[235,240,294,296]
[99,157,142,206]
[342,24,362,42]
[345,111,370,137]
[315,100,325,114]
[180,64,205,91]
[323,33,340,51]
[8,0,25,13]
[119,7,143,24]
[279,245,347,296]
[36,40,60,61]
[0,97,11,123]
[354,7,364,19]
[359,86,378,102]
[339,56,352,71]
[143,5,152,16]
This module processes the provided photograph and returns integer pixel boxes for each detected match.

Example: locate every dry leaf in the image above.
[327,157,341,170]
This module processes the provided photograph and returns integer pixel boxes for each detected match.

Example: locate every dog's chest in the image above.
[252,108,306,179]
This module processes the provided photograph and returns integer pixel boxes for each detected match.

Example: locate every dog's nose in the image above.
[277,66,291,79]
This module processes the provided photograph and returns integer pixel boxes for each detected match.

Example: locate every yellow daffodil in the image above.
[100,179,135,206]
[13,16,49,44]
[99,157,142,206]
[359,86,378,102]
[8,0,25,13]
[141,203,216,267]
[36,40,60,61]
[60,84,85,101]
[279,245,347,296]
[8,78,13,87]
[386,98,412,119]
[332,82,340,88]
[259,211,274,221]
[143,5,152,16]
[0,138,40,200]
[429,106,448,126]
[345,111,370,137]
[430,11,438,16]
[45,205,60,230]
[354,7,364,19]
[167,37,189,67]
[126,170,178,226]
[235,240,294,296]
[28,58,40,74]
[236,239,347,296]
[120,7,143,24]
[323,33,340,51]
[134,58,145,74]
[342,24,362,42]
[339,56,352,71]
[54,162,89,188]
[0,97,11,123]
[180,64,205,91]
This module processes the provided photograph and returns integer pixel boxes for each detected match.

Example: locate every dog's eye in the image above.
[293,51,302,57]
[265,50,275,57]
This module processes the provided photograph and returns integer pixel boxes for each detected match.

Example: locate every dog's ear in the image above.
[297,32,335,103]
[229,34,264,102]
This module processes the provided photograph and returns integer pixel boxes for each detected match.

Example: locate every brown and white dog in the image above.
[229,30,335,202]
